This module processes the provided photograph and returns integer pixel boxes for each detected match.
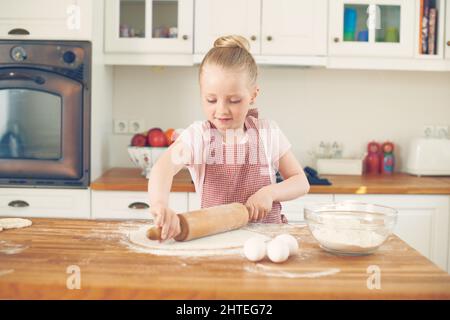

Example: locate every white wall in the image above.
[90,0,114,180]
[110,65,450,172]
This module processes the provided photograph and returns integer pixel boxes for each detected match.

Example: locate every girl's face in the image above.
[200,64,258,133]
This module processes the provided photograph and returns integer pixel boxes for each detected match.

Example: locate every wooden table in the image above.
[91,168,450,194]
[1,218,450,299]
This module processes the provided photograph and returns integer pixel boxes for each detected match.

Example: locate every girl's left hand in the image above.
[245,187,273,222]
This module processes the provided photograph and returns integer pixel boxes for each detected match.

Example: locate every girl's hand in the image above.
[245,187,274,222]
[150,204,181,240]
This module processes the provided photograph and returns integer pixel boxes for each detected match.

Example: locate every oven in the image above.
[0,40,90,188]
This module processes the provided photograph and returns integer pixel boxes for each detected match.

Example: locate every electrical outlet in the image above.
[114,119,128,134]
[422,125,435,138]
[435,125,449,139]
[129,120,145,134]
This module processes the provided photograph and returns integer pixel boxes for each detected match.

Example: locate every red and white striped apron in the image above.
[201,108,287,224]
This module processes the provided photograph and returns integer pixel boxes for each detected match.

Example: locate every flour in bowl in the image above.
[309,215,387,254]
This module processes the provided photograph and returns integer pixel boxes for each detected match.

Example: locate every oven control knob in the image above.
[10,46,27,62]
[62,50,76,64]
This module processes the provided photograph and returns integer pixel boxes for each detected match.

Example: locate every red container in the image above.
[364,141,381,175]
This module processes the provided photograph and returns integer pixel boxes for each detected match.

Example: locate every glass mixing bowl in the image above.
[304,201,397,256]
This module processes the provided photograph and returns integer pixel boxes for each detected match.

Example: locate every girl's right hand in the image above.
[150,204,181,241]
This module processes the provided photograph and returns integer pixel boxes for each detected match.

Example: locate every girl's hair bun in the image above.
[213,35,250,52]
[200,34,258,85]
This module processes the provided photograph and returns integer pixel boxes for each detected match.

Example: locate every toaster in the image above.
[405,138,450,176]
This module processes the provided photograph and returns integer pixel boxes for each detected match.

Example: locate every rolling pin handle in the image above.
[146,227,163,241]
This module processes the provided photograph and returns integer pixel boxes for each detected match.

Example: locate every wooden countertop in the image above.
[1,218,450,299]
[91,167,450,194]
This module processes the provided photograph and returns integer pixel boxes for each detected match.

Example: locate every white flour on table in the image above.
[0,269,14,277]
[0,240,29,255]
[126,225,270,257]
[244,263,340,279]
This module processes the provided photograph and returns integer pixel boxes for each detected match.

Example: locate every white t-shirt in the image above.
[176,116,291,196]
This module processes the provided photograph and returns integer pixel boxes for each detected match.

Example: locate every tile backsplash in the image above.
[111,66,450,172]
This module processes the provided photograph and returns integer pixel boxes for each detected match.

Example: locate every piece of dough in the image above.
[243,236,266,262]
[267,239,290,263]
[128,225,270,257]
[275,234,299,256]
[0,218,32,230]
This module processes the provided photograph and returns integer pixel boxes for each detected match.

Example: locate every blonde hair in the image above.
[199,35,258,85]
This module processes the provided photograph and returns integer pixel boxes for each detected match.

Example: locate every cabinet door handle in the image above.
[447,40,450,47]
[182,35,188,40]
[266,36,273,41]
[250,35,257,41]
[8,200,30,208]
[8,28,30,35]
[128,202,150,210]
[334,37,340,43]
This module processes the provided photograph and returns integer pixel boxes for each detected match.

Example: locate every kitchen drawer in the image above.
[188,192,201,211]
[0,188,90,219]
[91,191,188,220]
[282,194,334,223]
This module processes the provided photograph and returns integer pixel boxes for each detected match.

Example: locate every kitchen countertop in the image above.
[1,218,450,299]
[91,167,450,194]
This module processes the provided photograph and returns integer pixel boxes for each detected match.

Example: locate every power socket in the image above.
[422,125,435,138]
[129,120,145,134]
[114,119,128,134]
[435,125,449,139]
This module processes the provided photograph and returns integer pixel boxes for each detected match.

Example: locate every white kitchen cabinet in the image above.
[281,194,334,223]
[0,0,92,40]
[194,0,261,55]
[104,0,193,54]
[414,0,446,59]
[91,190,188,220]
[194,0,328,64]
[334,194,450,273]
[261,0,327,56]
[329,0,415,58]
[0,188,90,219]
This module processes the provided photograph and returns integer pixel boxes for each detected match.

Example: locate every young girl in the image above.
[148,35,310,240]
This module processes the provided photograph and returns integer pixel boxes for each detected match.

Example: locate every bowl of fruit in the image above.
[128,127,181,176]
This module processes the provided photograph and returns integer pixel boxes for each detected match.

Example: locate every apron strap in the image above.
[247,108,259,118]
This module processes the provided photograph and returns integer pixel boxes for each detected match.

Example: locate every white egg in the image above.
[275,234,299,256]
[243,237,267,262]
[267,239,290,263]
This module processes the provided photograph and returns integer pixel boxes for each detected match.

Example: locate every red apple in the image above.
[131,133,147,147]
[147,127,162,134]
[147,128,168,147]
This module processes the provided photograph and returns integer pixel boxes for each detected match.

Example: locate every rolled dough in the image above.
[128,225,270,257]
[0,218,32,230]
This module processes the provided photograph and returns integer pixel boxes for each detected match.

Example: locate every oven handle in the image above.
[0,72,45,85]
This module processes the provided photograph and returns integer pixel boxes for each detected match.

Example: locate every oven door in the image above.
[0,68,84,182]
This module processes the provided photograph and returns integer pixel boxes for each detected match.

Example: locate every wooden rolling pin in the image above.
[147,203,249,241]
